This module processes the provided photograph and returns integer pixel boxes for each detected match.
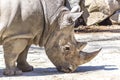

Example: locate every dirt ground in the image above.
[0,38,120,80]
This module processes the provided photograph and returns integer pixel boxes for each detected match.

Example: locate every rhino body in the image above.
[0,0,100,76]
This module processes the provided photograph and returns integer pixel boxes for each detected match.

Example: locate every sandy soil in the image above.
[0,39,120,80]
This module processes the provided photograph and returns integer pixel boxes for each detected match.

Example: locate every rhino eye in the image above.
[65,46,70,51]
[68,17,74,24]
[63,45,70,51]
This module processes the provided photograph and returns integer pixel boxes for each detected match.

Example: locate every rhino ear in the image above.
[59,11,83,29]
[68,11,83,22]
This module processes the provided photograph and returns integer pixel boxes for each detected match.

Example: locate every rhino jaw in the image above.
[79,48,102,64]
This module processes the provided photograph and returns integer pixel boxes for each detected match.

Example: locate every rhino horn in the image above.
[79,48,102,64]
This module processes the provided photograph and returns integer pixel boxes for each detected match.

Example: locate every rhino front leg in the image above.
[17,45,33,72]
[3,39,28,76]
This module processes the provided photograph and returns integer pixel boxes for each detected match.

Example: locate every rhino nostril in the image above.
[57,66,73,72]
[65,47,70,50]
[67,66,73,72]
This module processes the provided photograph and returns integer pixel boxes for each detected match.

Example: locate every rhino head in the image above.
[45,8,101,73]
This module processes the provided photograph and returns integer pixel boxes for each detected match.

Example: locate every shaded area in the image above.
[76,65,118,72]
[0,65,118,77]
[98,17,112,26]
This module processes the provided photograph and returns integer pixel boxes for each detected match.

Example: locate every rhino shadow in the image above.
[0,65,118,77]
[76,65,118,72]
[0,69,4,77]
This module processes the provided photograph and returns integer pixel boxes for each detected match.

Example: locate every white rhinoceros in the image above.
[0,0,101,76]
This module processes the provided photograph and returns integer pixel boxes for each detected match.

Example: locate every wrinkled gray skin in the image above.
[0,0,101,76]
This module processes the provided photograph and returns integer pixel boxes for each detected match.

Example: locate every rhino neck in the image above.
[38,0,69,47]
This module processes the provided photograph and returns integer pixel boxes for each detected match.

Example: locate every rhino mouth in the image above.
[57,66,73,73]
[56,48,102,73]
[56,64,77,73]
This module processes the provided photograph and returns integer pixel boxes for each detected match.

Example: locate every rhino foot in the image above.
[3,68,22,76]
[17,64,33,72]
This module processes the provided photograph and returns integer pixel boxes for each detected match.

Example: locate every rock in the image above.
[67,0,80,8]
[66,0,120,26]
[65,0,80,11]
[110,10,120,24]
[83,0,120,25]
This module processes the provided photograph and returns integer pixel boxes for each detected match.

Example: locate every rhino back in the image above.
[0,0,44,44]
[43,0,65,22]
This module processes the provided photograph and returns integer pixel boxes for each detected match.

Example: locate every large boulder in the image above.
[67,0,120,25]
[84,0,120,25]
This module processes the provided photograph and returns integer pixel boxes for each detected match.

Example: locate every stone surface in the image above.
[67,0,120,25]
[110,10,120,24]
[84,0,120,25]
[74,25,120,42]
[67,0,80,8]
